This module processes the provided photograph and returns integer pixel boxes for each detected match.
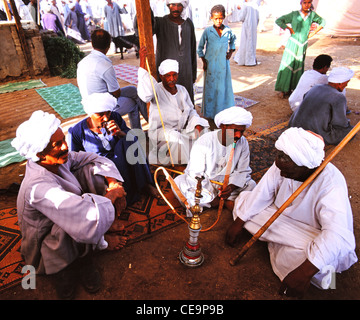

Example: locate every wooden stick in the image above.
[145,57,175,167]
[230,121,360,266]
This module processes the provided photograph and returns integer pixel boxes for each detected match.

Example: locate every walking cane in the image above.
[230,121,360,266]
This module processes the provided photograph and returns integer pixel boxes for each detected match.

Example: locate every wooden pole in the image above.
[134,0,156,76]
[8,0,35,77]
[230,121,360,266]
[2,0,11,20]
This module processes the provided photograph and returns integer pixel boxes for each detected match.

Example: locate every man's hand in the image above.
[218,183,237,200]
[226,49,235,60]
[279,259,319,299]
[105,120,126,138]
[201,57,208,71]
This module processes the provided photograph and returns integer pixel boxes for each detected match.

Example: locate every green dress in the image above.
[275,10,325,93]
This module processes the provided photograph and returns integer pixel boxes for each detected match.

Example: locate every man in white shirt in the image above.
[137,47,209,165]
[173,106,256,213]
[288,54,332,112]
[77,29,148,129]
[226,127,357,298]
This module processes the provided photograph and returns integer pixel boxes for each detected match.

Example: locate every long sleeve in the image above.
[197,29,207,58]
[306,176,356,271]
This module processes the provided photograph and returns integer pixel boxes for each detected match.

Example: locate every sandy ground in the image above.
[0,17,359,304]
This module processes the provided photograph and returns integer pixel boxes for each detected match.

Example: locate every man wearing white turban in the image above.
[12,110,128,299]
[289,67,355,145]
[138,48,209,164]
[226,127,357,298]
[68,92,159,206]
[173,106,256,212]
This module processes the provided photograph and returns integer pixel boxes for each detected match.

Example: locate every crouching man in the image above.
[12,110,128,299]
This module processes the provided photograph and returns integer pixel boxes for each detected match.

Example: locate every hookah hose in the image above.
[154,166,190,225]
[153,141,236,232]
[201,141,236,232]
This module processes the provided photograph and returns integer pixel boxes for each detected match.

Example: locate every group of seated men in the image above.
[11,28,357,299]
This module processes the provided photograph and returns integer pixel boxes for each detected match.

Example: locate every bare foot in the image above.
[225,218,245,247]
[277,91,285,99]
[105,234,128,251]
[108,218,125,233]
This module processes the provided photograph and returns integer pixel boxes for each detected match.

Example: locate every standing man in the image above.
[77,29,148,129]
[152,0,197,102]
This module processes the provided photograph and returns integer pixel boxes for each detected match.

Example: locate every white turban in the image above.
[166,0,188,8]
[275,127,325,169]
[328,67,354,84]
[11,111,61,162]
[214,106,253,128]
[158,59,179,75]
[81,92,117,115]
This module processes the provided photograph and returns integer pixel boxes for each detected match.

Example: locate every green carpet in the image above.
[0,139,26,168]
[36,83,85,119]
[0,80,46,94]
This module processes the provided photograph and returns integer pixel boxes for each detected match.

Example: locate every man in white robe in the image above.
[288,54,332,112]
[173,107,256,214]
[12,111,127,299]
[233,0,259,66]
[137,47,209,165]
[226,127,357,298]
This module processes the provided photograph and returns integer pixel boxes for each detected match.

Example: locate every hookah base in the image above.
[179,242,204,267]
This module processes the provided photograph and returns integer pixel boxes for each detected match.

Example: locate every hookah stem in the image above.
[202,141,236,232]
[145,57,174,167]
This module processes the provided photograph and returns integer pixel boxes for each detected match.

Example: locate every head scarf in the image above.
[328,67,354,84]
[214,106,253,128]
[81,92,117,115]
[275,127,325,169]
[158,59,179,75]
[11,110,61,162]
[166,0,188,8]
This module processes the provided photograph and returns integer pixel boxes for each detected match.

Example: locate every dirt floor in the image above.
[0,17,359,304]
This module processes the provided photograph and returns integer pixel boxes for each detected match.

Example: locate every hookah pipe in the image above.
[153,139,237,232]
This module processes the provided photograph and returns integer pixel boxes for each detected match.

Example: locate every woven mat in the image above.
[36,83,85,119]
[0,167,186,292]
[114,63,139,85]
[0,139,25,168]
[0,80,46,94]
[194,84,258,109]
[0,120,288,292]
